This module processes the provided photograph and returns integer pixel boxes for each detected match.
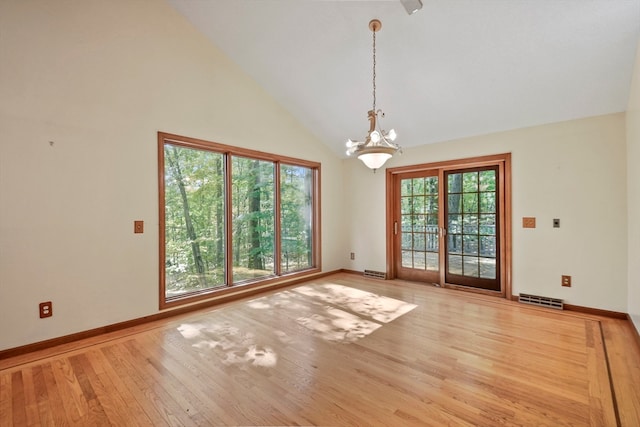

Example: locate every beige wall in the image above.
[344,113,628,312]
[627,40,640,331]
[0,0,345,350]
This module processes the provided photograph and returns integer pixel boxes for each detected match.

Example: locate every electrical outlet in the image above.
[350,252,355,260]
[562,275,571,287]
[39,301,53,318]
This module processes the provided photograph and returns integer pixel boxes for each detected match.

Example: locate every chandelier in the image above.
[346,19,401,171]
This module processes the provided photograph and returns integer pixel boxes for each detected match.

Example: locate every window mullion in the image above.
[274,162,282,276]
[224,152,233,287]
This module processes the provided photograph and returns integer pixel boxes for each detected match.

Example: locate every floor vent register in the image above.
[519,293,564,310]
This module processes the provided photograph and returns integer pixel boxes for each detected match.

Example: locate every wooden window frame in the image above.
[158,132,321,309]
[386,153,512,299]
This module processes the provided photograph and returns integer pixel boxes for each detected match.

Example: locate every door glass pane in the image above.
[462,214,478,234]
[448,173,462,193]
[463,235,479,255]
[463,256,480,277]
[448,214,462,234]
[401,215,412,233]
[401,196,412,213]
[448,254,463,275]
[480,192,496,213]
[413,214,426,232]
[413,178,425,194]
[427,253,439,270]
[414,233,426,251]
[480,258,496,279]
[413,196,425,214]
[402,231,413,250]
[400,176,439,273]
[163,144,226,298]
[448,234,462,255]
[232,157,275,283]
[426,195,438,214]
[402,250,413,268]
[448,194,462,213]
[463,193,478,213]
[401,179,412,195]
[479,236,496,257]
[479,170,496,191]
[414,252,426,269]
[479,214,496,235]
[425,176,438,193]
[463,172,479,192]
[280,164,313,274]
[427,225,439,251]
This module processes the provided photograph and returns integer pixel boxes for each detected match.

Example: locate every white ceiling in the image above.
[166,0,640,157]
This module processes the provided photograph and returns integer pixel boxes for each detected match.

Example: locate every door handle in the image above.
[394,221,398,235]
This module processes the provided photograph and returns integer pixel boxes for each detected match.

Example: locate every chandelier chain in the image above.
[372,29,377,112]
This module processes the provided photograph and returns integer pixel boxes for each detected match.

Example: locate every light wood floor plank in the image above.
[19,368,40,427]
[29,365,54,427]
[49,358,87,426]
[9,372,25,427]
[0,372,13,427]
[40,363,69,426]
[100,343,189,426]
[1,272,640,426]
[90,346,157,426]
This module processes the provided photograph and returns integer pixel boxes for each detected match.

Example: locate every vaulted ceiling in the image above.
[167,0,640,157]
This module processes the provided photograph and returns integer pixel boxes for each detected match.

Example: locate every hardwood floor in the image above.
[1,272,639,426]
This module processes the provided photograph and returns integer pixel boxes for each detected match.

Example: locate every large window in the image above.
[159,132,320,308]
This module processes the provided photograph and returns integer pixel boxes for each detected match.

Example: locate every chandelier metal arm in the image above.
[368,110,376,133]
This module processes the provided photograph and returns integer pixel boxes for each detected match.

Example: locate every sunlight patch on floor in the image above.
[222,344,278,368]
[177,321,282,369]
[296,307,381,343]
[248,290,310,312]
[291,283,417,343]
[176,282,417,366]
[293,283,417,323]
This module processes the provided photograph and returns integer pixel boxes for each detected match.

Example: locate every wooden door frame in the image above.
[385,153,512,299]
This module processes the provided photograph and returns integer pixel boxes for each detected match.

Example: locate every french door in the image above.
[388,154,510,295]
[394,170,441,283]
[444,166,500,291]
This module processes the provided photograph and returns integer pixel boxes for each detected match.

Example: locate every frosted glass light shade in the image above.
[387,129,397,141]
[370,130,381,143]
[358,152,392,170]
